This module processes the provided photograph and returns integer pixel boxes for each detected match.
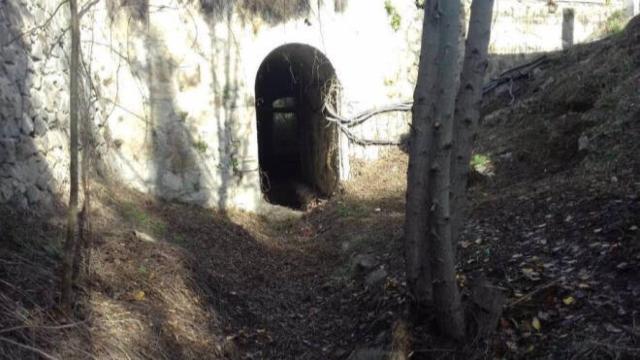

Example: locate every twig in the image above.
[506,278,561,309]
[3,0,70,46]
[0,321,86,335]
[79,0,101,18]
[0,336,60,360]
[321,55,549,147]
[508,78,516,106]
[585,341,640,354]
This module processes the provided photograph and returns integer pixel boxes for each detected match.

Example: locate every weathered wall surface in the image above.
[485,0,629,78]
[0,0,633,212]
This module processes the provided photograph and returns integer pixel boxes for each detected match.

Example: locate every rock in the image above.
[0,181,13,202]
[353,254,378,271]
[0,139,17,163]
[161,172,183,193]
[1,117,20,138]
[578,135,589,152]
[20,114,34,135]
[25,185,42,204]
[347,348,388,360]
[365,268,388,288]
[33,115,47,136]
[12,193,29,209]
[133,230,157,243]
[469,275,506,338]
[31,41,44,62]
[15,140,38,160]
[36,173,51,191]
[183,190,209,205]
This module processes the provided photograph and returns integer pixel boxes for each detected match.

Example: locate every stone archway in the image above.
[255,43,340,208]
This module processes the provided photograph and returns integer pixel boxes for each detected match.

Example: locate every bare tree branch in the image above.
[3,0,70,46]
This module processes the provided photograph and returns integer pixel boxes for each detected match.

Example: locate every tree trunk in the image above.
[404,0,443,306]
[60,0,80,311]
[451,0,494,249]
[426,0,465,340]
[405,2,466,339]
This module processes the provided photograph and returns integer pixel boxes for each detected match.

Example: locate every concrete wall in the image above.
[0,0,633,212]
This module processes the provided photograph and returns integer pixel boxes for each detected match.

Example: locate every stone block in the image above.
[0,139,17,163]
[1,117,20,138]
[25,185,42,204]
[33,114,47,136]
[20,114,34,135]
[161,172,183,193]
[0,180,13,202]
[15,139,38,160]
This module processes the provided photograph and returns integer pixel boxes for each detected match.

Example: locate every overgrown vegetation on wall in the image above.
[200,0,315,24]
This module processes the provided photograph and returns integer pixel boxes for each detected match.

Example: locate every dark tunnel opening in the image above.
[255,44,340,209]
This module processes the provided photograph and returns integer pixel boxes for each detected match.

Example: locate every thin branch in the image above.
[79,0,101,18]
[322,55,549,147]
[0,322,86,335]
[0,336,61,360]
[506,278,561,309]
[3,0,70,47]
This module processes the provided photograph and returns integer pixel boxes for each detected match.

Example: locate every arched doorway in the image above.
[255,44,340,208]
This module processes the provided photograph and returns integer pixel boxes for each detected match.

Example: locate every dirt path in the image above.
[80,153,409,360]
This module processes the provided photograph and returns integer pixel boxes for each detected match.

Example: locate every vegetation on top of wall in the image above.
[602,9,628,35]
[334,0,348,13]
[199,0,316,24]
[384,0,402,31]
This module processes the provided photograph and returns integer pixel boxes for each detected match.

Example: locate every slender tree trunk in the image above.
[404,0,443,306]
[451,0,494,249]
[60,0,80,311]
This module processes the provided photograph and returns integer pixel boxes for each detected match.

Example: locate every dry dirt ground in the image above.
[1,16,640,360]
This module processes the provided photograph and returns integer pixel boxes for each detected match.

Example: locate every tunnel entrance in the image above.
[255,44,340,208]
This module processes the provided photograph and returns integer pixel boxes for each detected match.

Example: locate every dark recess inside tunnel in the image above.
[255,43,340,208]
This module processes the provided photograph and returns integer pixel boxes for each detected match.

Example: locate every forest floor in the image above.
[1,14,640,360]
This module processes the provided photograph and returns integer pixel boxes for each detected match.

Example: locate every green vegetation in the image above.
[384,0,402,32]
[471,153,491,170]
[336,202,368,218]
[193,139,208,153]
[121,202,167,236]
[603,10,627,35]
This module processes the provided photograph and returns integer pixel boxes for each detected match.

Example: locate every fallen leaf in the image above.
[617,262,629,270]
[532,317,541,331]
[562,296,576,305]
[133,290,145,301]
[604,323,622,333]
[522,268,541,281]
